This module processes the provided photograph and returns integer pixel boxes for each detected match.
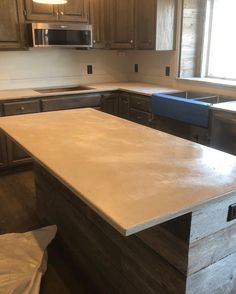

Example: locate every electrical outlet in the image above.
[134,64,139,73]
[227,203,236,222]
[87,65,93,75]
[165,66,171,77]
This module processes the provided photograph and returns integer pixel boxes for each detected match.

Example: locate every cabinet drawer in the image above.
[130,95,150,112]
[3,100,40,116]
[130,109,152,126]
[42,94,101,112]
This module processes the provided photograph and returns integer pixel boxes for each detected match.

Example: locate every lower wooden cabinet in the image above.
[101,92,119,115]
[0,134,8,168]
[153,115,210,146]
[6,138,32,167]
[118,93,130,119]
[101,91,152,126]
[41,94,101,112]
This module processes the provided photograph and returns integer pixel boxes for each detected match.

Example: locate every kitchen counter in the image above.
[1,108,236,293]
[0,82,178,101]
[211,100,236,113]
[0,108,236,236]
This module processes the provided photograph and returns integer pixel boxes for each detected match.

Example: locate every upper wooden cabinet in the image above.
[24,0,89,22]
[24,1,56,21]
[135,0,156,50]
[155,0,176,50]
[0,0,24,49]
[89,0,106,48]
[136,0,176,50]
[107,0,135,49]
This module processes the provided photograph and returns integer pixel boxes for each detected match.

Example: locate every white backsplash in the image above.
[0,48,131,90]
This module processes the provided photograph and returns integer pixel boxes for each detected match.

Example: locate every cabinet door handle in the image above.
[93,40,96,44]
[60,11,64,15]
[130,40,133,44]
[17,106,25,111]
[55,11,59,16]
[136,102,141,105]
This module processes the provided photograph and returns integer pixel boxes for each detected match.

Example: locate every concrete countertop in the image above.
[0,108,236,236]
[0,82,178,101]
[211,101,236,113]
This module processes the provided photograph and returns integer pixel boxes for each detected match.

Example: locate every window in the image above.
[205,0,236,80]
[179,0,236,81]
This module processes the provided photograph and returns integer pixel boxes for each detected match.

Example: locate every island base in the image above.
[34,163,236,294]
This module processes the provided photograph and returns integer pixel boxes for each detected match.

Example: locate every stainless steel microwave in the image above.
[28,23,93,48]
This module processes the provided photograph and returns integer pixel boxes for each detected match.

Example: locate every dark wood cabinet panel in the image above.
[108,0,135,49]
[25,0,88,22]
[130,95,150,112]
[59,0,89,22]
[130,108,152,127]
[41,94,101,112]
[24,0,57,21]
[101,93,119,116]
[118,93,129,119]
[0,0,24,49]
[3,100,40,116]
[6,138,32,167]
[89,0,106,48]
[135,0,156,50]
[0,133,7,168]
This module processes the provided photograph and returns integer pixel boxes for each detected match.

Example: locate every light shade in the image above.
[33,0,67,4]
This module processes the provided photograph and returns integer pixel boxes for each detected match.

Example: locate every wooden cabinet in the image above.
[101,91,152,126]
[0,0,24,49]
[118,93,129,119]
[108,0,135,49]
[3,100,40,116]
[135,0,156,50]
[89,0,106,48]
[24,0,89,22]
[129,94,152,126]
[0,133,7,168]
[0,99,40,169]
[155,0,176,50]
[135,0,176,50]
[24,0,57,21]
[6,138,32,167]
[59,0,89,22]
[101,93,119,115]
[41,94,101,112]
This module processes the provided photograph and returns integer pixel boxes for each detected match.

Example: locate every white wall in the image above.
[0,48,130,90]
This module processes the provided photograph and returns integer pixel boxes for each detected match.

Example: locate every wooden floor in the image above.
[0,167,98,294]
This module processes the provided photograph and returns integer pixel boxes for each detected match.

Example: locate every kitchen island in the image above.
[0,108,236,293]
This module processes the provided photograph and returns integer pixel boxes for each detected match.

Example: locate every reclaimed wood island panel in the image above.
[1,108,236,293]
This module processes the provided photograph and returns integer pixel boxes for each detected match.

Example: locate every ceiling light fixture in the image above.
[33,0,67,4]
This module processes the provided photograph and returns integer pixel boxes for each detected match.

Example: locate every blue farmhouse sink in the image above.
[151,93,210,128]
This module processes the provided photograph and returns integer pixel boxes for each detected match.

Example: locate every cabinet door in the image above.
[24,0,57,21]
[101,93,119,115]
[0,133,7,168]
[0,0,24,49]
[59,0,89,22]
[6,138,32,167]
[108,0,135,49]
[118,93,129,119]
[135,0,156,49]
[156,0,176,50]
[89,0,106,48]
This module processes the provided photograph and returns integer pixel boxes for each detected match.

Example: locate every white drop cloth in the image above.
[0,225,57,294]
